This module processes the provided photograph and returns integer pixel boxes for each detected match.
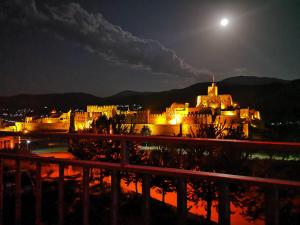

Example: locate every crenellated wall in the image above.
[148,113,167,124]
[9,83,260,137]
[124,110,149,124]
[20,122,70,132]
[134,124,180,136]
[183,113,213,124]
[86,105,119,118]
[87,105,117,111]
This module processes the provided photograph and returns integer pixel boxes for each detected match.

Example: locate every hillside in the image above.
[0,93,102,111]
[0,76,299,122]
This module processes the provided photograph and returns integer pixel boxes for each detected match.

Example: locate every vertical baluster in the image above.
[58,163,64,225]
[121,140,129,165]
[142,174,150,225]
[35,162,42,225]
[177,177,187,225]
[83,167,90,225]
[111,170,120,225]
[0,158,3,225]
[265,187,279,225]
[218,182,230,225]
[15,160,21,225]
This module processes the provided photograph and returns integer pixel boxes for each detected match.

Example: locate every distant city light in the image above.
[220,18,229,27]
[26,140,31,144]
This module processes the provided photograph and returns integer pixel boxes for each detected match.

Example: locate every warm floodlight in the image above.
[220,18,229,27]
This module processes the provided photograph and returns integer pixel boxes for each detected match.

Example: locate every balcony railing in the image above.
[0,133,300,225]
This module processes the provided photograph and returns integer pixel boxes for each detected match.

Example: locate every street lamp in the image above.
[26,140,31,151]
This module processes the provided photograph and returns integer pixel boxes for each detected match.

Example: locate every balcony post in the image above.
[83,167,90,225]
[121,140,129,165]
[58,163,64,225]
[177,177,187,225]
[35,162,42,225]
[0,158,3,225]
[265,187,279,225]
[15,160,21,225]
[142,174,150,225]
[111,170,120,225]
[218,182,230,225]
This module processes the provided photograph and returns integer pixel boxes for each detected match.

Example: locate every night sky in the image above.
[0,0,299,96]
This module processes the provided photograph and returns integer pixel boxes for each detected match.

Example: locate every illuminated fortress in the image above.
[11,82,260,137]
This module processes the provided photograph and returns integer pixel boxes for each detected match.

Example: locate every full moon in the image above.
[220,18,229,27]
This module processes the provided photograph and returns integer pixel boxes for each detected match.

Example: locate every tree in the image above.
[188,179,217,222]
[94,115,110,134]
[187,110,247,222]
[69,110,75,133]
[140,125,151,136]
[69,113,138,190]
[148,147,178,203]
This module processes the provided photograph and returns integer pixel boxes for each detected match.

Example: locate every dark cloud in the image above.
[1,0,211,82]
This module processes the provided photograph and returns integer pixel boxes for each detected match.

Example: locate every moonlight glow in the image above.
[220,18,229,27]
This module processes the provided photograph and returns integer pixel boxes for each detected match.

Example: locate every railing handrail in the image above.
[2,131,300,152]
[1,133,300,225]
[0,151,299,189]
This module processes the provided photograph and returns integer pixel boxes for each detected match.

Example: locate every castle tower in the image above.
[208,82,218,96]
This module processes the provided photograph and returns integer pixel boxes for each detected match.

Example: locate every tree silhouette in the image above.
[69,110,75,133]
[140,125,151,136]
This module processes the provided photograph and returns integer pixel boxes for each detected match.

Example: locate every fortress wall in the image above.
[183,114,213,124]
[74,121,90,131]
[87,105,117,113]
[133,124,180,136]
[41,118,60,123]
[124,111,149,124]
[133,124,207,136]
[148,114,166,124]
[22,122,70,132]
[75,112,89,122]
[182,124,205,136]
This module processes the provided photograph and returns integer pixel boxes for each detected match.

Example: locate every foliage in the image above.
[187,110,247,221]
[67,111,300,224]
[69,110,75,133]
[188,179,217,222]
[140,125,151,136]
[92,113,136,135]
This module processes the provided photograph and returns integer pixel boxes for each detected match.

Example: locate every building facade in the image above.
[0,136,19,150]
[9,83,260,137]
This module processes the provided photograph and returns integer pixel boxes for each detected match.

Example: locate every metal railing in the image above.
[0,133,300,225]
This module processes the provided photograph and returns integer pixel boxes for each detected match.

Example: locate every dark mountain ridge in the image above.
[221,76,288,85]
[0,76,299,122]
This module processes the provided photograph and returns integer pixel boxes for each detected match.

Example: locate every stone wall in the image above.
[21,122,70,132]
